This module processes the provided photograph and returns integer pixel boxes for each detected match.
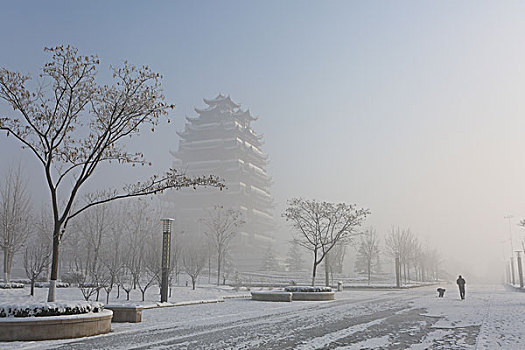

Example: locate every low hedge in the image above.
[0,283,25,289]
[284,286,332,293]
[34,282,70,288]
[0,301,104,318]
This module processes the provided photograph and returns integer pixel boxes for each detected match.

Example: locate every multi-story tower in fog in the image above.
[168,94,274,267]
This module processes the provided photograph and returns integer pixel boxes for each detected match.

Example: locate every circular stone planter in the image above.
[251,291,293,302]
[291,291,335,301]
[0,310,113,341]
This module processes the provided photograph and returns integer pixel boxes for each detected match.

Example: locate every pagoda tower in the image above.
[168,94,274,268]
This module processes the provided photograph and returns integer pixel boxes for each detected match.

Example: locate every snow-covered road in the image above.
[6,284,525,349]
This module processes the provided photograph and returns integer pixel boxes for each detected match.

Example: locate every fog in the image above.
[1,1,525,284]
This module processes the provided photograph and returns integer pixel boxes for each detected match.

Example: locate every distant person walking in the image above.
[456,275,466,300]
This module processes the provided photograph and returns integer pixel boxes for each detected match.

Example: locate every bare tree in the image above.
[201,206,244,285]
[120,265,134,301]
[0,164,31,283]
[355,227,380,284]
[326,241,347,285]
[385,227,416,284]
[0,45,223,301]
[72,203,113,278]
[285,241,305,273]
[182,238,207,290]
[138,226,162,302]
[283,198,369,286]
[170,230,185,286]
[262,245,279,271]
[78,263,108,301]
[24,213,51,296]
[100,205,125,303]
[221,252,235,286]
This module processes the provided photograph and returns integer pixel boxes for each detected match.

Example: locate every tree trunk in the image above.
[106,288,111,304]
[192,277,196,290]
[217,251,221,286]
[208,254,211,284]
[3,248,10,283]
[311,261,317,286]
[324,253,330,287]
[367,260,371,285]
[30,280,35,296]
[47,231,60,302]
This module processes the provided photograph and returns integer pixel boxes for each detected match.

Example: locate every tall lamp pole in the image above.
[160,218,174,303]
[505,215,515,286]
[516,251,524,289]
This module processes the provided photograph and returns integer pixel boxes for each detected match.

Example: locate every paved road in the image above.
[11,285,522,349]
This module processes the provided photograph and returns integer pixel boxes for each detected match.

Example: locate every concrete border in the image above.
[251,291,292,302]
[105,305,143,323]
[291,291,335,301]
[504,284,525,292]
[0,310,112,341]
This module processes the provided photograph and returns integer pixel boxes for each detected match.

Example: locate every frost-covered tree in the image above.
[0,164,31,283]
[285,241,305,272]
[0,45,223,301]
[23,212,51,296]
[355,227,380,284]
[201,206,244,285]
[182,238,207,290]
[283,198,369,286]
[325,241,347,285]
[100,205,125,303]
[71,203,113,278]
[385,227,418,284]
[262,245,280,271]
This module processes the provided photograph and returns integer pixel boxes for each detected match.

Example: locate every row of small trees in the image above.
[354,227,442,285]
[57,201,244,302]
[0,164,53,296]
[0,160,243,301]
[282,198,442,287]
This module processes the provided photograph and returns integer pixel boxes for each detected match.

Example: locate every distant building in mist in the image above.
[167,94,274,269]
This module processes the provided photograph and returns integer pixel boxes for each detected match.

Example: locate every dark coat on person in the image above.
[456,276,466,287]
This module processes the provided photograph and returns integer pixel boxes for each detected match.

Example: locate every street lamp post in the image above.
[505,215,516,286]
[516,251,524,289]
[395,256,401,288]
[160,218,174,303]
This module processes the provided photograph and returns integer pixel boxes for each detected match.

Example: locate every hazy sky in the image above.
[1,1,525,280]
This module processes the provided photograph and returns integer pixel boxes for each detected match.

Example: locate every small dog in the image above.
[437,288,446,297]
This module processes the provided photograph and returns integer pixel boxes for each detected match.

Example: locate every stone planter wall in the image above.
[251,291,335,302]
[105,305,143,323]
[291,291,335,301]
[0,309,112,341]
[251,291,293,302]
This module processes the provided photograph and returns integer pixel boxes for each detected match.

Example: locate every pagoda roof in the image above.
[203,94,240,108]
[236,109,257,121]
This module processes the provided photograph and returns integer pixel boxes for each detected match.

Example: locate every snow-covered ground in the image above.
[1,283,524,349]
[0,283,251,306]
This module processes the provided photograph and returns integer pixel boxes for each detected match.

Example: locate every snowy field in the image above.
[1,283,524,349]
[0,283,250,307]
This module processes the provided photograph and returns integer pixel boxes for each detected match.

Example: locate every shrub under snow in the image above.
[0,283,25,289]
[34,281,70,288]
[284,286,332,293]
[0,301,104,318]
